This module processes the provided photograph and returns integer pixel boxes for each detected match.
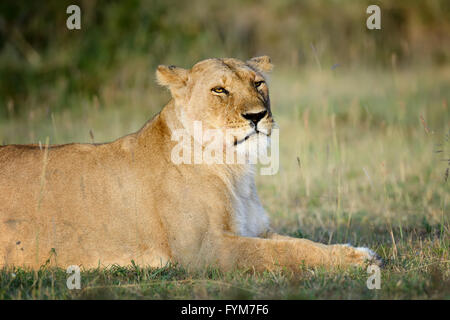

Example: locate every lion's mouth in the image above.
[233,130,269,146]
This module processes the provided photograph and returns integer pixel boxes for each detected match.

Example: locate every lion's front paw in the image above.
[353,246,383,267]
[338,244,383,267]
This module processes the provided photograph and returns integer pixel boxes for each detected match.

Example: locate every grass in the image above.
[0,65,449,299]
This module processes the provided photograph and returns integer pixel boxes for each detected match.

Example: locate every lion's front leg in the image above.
[261,231,382,268]
[215,233,381,272]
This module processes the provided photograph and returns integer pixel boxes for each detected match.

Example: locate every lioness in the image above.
[0,56,381,271]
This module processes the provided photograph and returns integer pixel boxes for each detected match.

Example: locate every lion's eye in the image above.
[254,81,265,88]
[211,87,228,94]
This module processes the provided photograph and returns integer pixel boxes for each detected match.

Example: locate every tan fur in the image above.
[0,57,381,271]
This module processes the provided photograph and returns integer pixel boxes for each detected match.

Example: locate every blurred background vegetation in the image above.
[0,0,449,118]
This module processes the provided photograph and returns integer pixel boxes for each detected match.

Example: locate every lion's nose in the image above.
[242,110,267,126]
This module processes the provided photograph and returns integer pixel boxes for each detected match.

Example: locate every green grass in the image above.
[0,65,448,299]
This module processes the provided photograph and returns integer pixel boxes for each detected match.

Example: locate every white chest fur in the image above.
[232,168,270,237]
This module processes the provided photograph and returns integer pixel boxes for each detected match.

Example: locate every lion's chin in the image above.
[234,132,271,159]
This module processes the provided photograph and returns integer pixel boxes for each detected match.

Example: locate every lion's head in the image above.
[156,56,275,153]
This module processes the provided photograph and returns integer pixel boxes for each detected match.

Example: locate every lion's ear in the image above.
[247,56,273,73]
[156,65,189,93]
